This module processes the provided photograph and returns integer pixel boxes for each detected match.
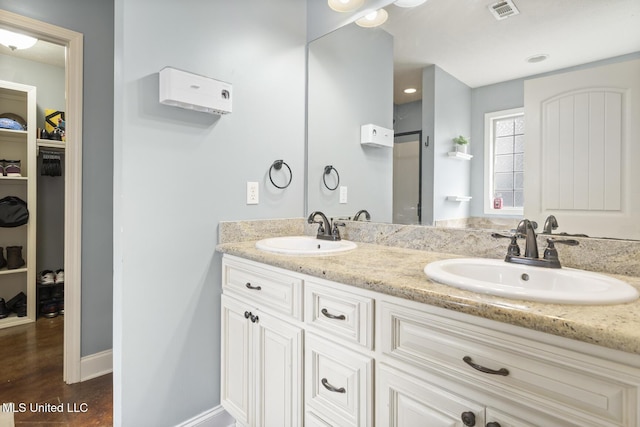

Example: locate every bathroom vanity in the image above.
[217,238,640,427]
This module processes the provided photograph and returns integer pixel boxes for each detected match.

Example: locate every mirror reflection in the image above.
[306,0,640,239]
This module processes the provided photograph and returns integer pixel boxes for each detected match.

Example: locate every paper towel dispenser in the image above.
[360,124,393,148]
[159,67,232,115]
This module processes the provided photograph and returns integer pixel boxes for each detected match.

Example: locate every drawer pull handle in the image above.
[461,411,476,426]
[463,356,509,376]
[321,308,346,320]
[245,282,262,291]
[321,378,345,393]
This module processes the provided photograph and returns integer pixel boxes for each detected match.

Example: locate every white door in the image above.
[524,58,640,239]
[220,295,252,426]
[377,363,485,427]
[253,310,303,427]
[393,136,421,224]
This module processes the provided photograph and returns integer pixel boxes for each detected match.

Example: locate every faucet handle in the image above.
[491,232,521,257]
[332,221,346,240]
[543,238,579,263]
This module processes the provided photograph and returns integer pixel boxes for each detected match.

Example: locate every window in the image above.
[484,108,524,215]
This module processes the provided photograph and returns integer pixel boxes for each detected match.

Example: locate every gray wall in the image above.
[422,65,471,225]
[307,23,394,223]
[0,0,114,356]
[113,0,306,425]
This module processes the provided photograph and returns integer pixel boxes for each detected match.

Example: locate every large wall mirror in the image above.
[306,0,640,239]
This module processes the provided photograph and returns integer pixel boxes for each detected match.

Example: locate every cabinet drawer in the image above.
[305,280,374,349]
[222,257,302,320]
[380,301,635,426]
[305,333,373,427]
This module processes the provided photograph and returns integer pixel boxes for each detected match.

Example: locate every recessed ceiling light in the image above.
[355,9,389,28]
[403,88,417,94]
[394,0,428,8]
[328,0,364,13]
[526,54,549,63]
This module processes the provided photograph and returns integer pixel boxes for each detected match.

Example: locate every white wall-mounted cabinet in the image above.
[221,254,640,427]
[0,80,37,328]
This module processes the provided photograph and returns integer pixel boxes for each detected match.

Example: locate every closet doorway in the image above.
[0,9,83,384]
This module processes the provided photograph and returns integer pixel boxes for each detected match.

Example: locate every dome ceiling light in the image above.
[0,29,38,51]
[355,9,389,28]
[328,0,365,13]
[394,0,428,8]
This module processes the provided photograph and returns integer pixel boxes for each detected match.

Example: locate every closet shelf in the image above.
[37,139,66,150]
[447,151,473,160]
[446,195,472,202]
[0,267,28,276]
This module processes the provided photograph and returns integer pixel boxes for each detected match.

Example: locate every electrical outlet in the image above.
[339,186,348,204]
[247,182,259,204]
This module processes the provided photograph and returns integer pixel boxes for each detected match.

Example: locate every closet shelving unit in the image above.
[0,80,37,329]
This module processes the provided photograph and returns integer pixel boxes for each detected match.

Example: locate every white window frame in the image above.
[483,107,524,216]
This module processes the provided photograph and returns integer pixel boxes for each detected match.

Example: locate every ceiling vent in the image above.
[489,0,520,20]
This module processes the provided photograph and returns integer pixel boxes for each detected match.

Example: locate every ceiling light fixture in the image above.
[526,54,549,63]
[355,9,389,28]
[0,28,38,51]
[328,0,365,13]
[394,0,428,8]
[403,88,417,94]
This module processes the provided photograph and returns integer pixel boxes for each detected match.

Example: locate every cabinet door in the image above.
[253,309,303,427]
[221,295,252,426]
[378,363,485,427]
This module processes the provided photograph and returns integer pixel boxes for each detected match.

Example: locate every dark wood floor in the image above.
[0,315,113,426]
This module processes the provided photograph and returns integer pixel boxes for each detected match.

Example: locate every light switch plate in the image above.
[247,182,259,204]
[339,186,348,204]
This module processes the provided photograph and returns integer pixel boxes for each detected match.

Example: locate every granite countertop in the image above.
[216,240,640,356]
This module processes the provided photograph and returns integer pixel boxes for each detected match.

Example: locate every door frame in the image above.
[0,9,84,384]
[394,130,422,223]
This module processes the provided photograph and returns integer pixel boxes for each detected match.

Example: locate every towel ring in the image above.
[323,165,340,191]
[269,160,292,189]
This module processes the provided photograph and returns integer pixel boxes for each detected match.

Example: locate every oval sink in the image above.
[424,258,639,305]
[255,236,357,255]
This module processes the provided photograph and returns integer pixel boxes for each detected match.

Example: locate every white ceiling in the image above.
[383,0,640,103]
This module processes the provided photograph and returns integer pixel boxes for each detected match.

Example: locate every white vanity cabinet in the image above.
[220,254,640,427]
[220,257,304,427]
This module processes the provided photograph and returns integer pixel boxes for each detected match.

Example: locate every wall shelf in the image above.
[446,196,472,202]
[447,151,473,160]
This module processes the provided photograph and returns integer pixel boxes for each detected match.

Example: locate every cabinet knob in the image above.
[461,411,476,426]
[486,422,501,427]
[244,311,251,319]
[245,282,262,291]
[250,314,259,323]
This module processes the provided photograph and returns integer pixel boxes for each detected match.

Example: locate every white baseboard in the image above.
[176,405,235,427]
[80,349,113,381]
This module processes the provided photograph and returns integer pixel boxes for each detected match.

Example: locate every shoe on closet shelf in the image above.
[4,160,21,177]
[6,246,25,270]
[0,298,9,319]
[41,300,58,318]
[0,247,6,269]
[54,269,64,285]
[39,270,55,285]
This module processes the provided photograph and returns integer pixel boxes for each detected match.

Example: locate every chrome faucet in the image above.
[542,215,558,234]
[307,211,342,241]
[492,218,579,268]
[353,209,370,221]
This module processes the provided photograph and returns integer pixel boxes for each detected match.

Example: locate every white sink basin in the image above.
[424,258,639,305]
[255,236,357,255]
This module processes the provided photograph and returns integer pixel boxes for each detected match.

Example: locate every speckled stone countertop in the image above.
[216,239,640,356]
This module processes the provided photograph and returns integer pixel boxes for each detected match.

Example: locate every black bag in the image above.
[0,196,29,227]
